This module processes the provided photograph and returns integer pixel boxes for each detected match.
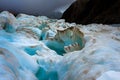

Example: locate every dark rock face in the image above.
[62,0,120,24]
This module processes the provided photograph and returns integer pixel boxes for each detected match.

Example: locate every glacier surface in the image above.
[0,11,120,80]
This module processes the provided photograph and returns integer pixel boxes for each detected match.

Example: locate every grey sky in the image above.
[0,0,76,18]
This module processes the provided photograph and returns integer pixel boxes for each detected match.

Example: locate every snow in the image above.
[97,71,120,80]
[0,11,120,80]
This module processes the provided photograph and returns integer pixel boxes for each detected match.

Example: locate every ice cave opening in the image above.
[42,26,85,55]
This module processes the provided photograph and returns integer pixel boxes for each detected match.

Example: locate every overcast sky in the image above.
[0,0,76,18]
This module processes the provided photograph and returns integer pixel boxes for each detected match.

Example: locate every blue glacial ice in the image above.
[0,11,120,80]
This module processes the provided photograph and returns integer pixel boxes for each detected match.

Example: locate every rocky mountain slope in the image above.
[62,0,120,24]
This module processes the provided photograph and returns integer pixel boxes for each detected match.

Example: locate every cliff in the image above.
[62,0,120,24]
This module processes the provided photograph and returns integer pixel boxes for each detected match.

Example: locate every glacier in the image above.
[0,11,120,80]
